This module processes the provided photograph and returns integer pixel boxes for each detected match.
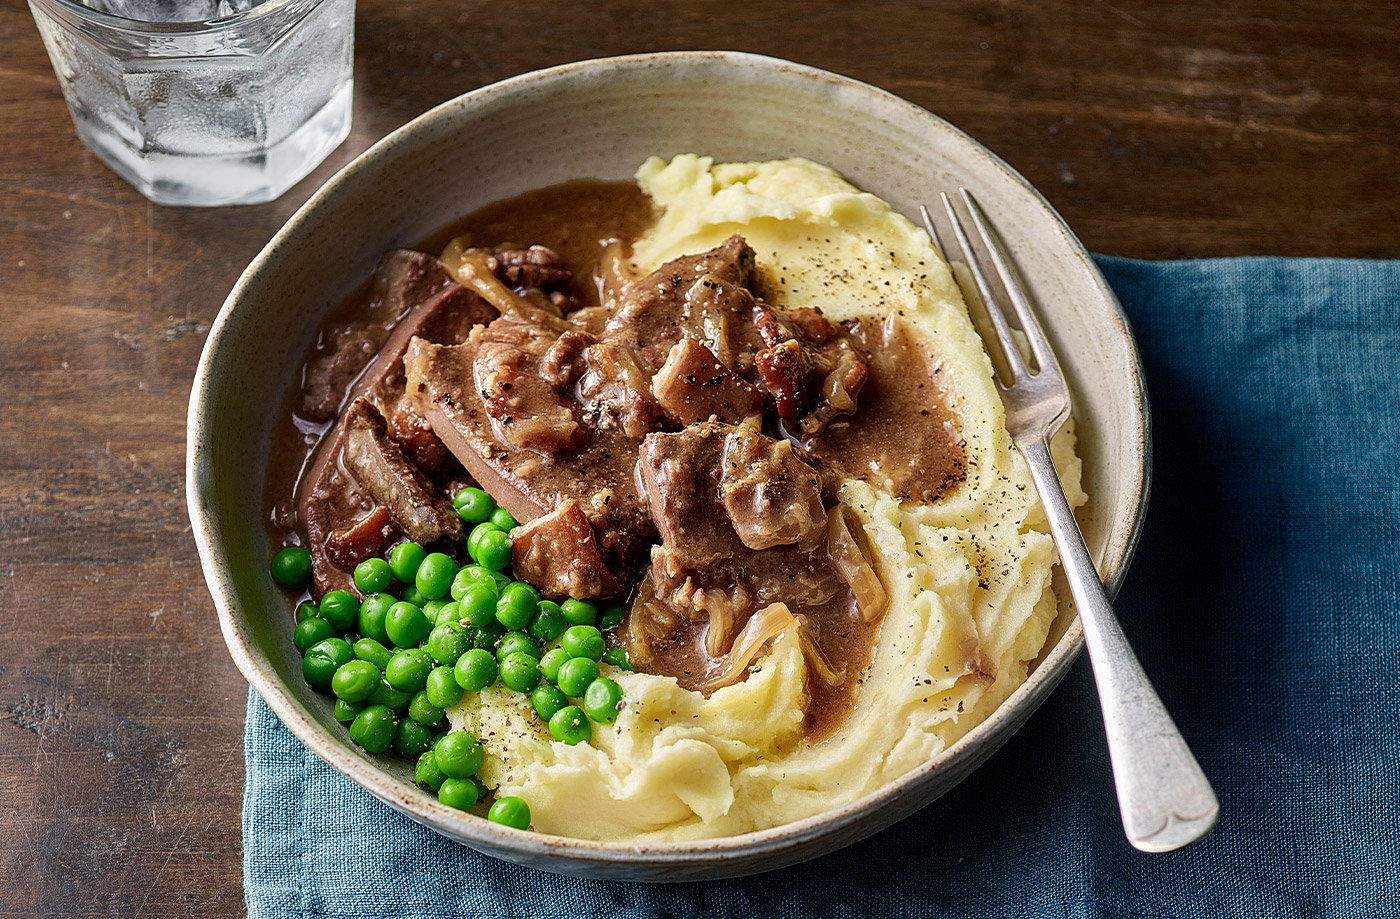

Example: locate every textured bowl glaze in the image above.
[188,51,1150,881]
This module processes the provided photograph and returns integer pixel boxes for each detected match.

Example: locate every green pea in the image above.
[353,637,393,671]
[395,718,435,758]
[399,585,429,607]
[598,601,625,632]
[601,647,634,672]
[498,653,541,693]
[528,601,566,642]
[556,657,599,697]
[295,600,321,622]
[293,616,337,654]
[451,565,498,600]
[427,623,471,665]
[415,751,447,791]
[302,638,354,689]
[472,622,506,652]
[490,507,518,531]
[495,631,540,661]
[433,732,484,778]
[454,648,498,692]
[425,666,464,709]
[438,777,480,810]
[331,660,382,702]
[368,679,412,715]
[384,601,431,649]
[452,486,496,524]
[583,677,624,724]
[357,593,395,644]
[560,625,605,661]
[270,546,312,588]
[560,598,597,626]
[538,648,570,684]
[333,698,365,722]
[318,589,360,633]
[432,601,463,626]
[408,690,446,726]
[349,705,398,753]
[488,796,531,829]
[547,706,591,746]
[388,542,427,582]
[385,648,434,692]
[421,599,448,622]
[495,582,539,631]
[468,523,512,571]
[416,552,457,601]
[531,684,569,722]
[353,557,393,594]
[457,583,500,628]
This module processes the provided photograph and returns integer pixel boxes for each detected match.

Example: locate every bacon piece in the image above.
[324,507,394,573]
[510,500,621,599]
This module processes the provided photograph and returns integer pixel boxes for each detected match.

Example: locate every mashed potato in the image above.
[447,155,1085,841]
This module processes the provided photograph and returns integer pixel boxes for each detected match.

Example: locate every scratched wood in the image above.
[0,0,1395,914]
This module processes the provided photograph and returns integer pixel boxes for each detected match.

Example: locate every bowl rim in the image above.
[187,49,1151,866]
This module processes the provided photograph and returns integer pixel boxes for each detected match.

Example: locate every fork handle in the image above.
[1021,437,1220,852]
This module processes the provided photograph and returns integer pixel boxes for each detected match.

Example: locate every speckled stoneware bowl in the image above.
[188,51,1149,881]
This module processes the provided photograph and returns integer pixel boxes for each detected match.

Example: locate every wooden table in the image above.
[1,0,1395,914]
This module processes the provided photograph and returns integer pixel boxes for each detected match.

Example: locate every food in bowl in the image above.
[265,154,1086,840]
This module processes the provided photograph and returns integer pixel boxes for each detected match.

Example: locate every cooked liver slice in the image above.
[343,399,461,547]
[295,256,494,593]
[299,250,458,421]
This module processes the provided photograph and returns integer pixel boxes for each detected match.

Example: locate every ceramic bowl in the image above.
[188,51,1149,881]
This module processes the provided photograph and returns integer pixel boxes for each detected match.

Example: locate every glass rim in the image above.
[31,0,329,33]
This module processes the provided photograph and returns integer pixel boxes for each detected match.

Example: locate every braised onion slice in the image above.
[826,508,888,622]
[703,602,798,691]
[442,242,535,320]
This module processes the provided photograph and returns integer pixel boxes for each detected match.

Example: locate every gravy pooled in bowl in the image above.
[267,156,1086,841]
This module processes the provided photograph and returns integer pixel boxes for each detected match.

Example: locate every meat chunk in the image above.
[753,304,868,437]
[404,337,552,524]
[605,235,767,377]
[719,428,826,550]
[510,500,621,599]
[343,399,461,546]
[577,340,662,437]
[636,424,733,569]
[474,319,581,451]
[652,338,763,425]
[540,330,595,387]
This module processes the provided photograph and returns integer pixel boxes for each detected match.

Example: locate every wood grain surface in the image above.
[0,0,1395,915]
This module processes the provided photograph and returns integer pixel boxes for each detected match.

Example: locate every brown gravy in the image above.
[809,317,967,504]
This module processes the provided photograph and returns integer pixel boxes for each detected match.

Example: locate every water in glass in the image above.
[29,0,354,206]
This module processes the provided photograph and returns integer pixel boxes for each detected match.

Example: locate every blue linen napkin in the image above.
[244,255,1400,918]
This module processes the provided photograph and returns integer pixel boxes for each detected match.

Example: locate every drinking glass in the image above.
[27,0,355,207]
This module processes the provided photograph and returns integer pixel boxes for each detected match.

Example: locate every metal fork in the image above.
[922,190,1219,853]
